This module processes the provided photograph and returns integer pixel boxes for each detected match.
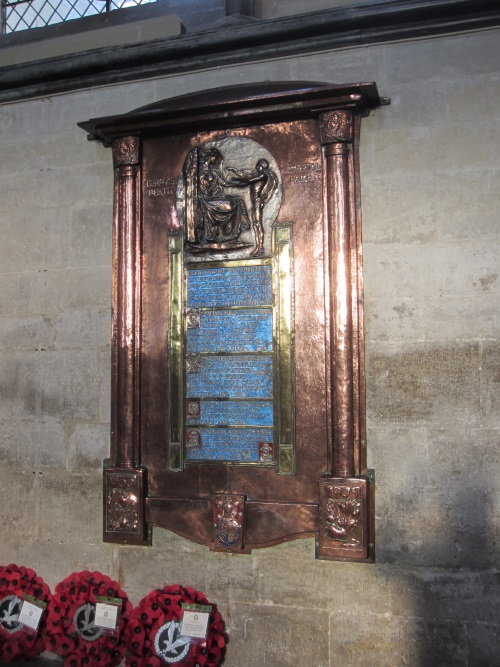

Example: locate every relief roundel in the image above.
[178,138,282,261]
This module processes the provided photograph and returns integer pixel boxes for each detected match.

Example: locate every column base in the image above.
[317,473,374,561]
[103,463,151,545]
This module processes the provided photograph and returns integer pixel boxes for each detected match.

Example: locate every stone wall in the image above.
[0,26,498,666]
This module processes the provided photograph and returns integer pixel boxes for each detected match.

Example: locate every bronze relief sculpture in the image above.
[181,138,281,259]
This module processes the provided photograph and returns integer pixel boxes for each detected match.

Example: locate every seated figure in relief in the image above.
[184,147,250,248]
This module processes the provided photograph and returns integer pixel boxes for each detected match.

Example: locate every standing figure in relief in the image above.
[226,158,278,256]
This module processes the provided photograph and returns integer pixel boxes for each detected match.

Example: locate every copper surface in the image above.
[111,143,140,468]
[82,82,381,559]
[212,494,246,552]
[318,476,369,560]
[104,466,151,545]
[324,136,355,478]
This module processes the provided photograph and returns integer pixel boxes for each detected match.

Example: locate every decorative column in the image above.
[103,136,150,545]
[318,111,371,561]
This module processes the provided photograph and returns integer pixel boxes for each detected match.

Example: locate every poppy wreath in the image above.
[0,563,52,661]
[124,585,226,667]
[44,570,132,667]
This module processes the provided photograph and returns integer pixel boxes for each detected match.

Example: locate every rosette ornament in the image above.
[0,563,52,661]
[125,585,225,667]
[44,570,131,667]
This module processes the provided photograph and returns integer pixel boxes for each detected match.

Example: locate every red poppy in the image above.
[55,634,76,656]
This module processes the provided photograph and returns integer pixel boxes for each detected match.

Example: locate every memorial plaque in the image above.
[166,138,292,467]
[80,81,381,559]
[186,309,273,354]
[186,400,273,427]
[186,354,274,400]
[174,138,282,464]
[186,265,273,308]
[185,427,274,462]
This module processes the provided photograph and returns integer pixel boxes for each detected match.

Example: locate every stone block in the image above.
[226,601,329,667]
[479,341,500,427]
[0,350,100,421]
[388,568,500,626]
[41,266,111,314]
[386,29,500,85]
[416,618,470,667]
[15,539,114,593]
[329,611,468,667]
[75,84,156,133]
[0,206,70,273]
[367,424,429,489]
[363,240,499,301]
[114,541,208,602]
[0,132,96,179]
[34,470,103,545]
[0,468,39,541]
[364,295,499,343]
[466,621,500,667]
[374,475,496,569]
[255,0,366,20]
[429,426,499,484]
[0,419,66,469]
[373,79,448,133]
[69,199,113,268]
[152,45,388,105]
[69,203,112,269]
[0,316,55,352]
[0,91,137,143]
[0,207,41,268]
[54,310,110,350]
[365,341,481,426]
[0,271,42,318]
[251,539,390,615]
[68,423,109,471]
[370,119,498,179]
[443,76,500,124]
[99,351,111,423]
[205,550,260,605]
[283,45,388,90]
[0,166,103,212]
[361,169,500,246]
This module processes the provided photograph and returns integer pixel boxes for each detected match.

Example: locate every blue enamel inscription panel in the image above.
[185,262,274,463]
[186,400,273,427]
[186,427,274,462]
[187,309,273,354]
[187,265,272,308]
[186,355,273,400]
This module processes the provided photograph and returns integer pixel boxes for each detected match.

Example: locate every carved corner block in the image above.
[103,465,151,545]
[211,494,245,552]
[319,110,353,144]
[317,476,373,561]
[112,136,140,167]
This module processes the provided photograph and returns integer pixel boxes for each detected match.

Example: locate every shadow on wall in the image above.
[386,467,499,666]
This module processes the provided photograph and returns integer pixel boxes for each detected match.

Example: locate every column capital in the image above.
[320,110,353,145]
[112,135,140,167]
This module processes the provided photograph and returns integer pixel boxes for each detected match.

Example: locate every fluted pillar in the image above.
[318,111,371,560]
[104,136,150,545]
